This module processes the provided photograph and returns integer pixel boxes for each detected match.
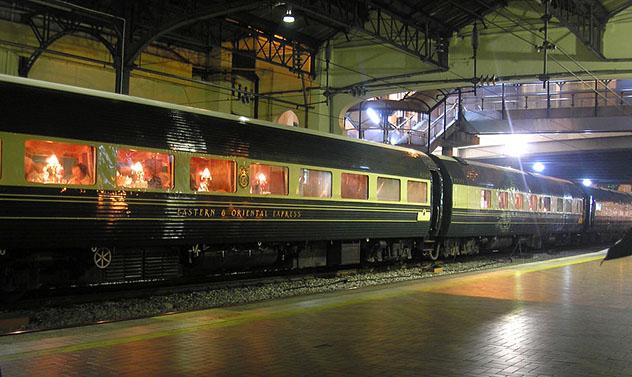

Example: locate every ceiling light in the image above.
[532,162,545,173]
[582,178,593,187]
[283,8,295,23]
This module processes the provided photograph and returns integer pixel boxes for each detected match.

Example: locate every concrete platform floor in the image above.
[3,251,632,376]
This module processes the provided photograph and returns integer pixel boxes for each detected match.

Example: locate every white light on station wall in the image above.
[582,178,593,187]
[366,107,380,124]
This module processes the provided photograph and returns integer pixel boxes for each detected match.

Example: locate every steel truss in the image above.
[550,0,609,58]
[289,0,449,70]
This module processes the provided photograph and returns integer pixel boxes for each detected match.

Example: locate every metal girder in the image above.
[608,1,632,17]
[152,20,316,77]
[289,0,449,70]
[19,11,116,77]
[365,6,449,68]
[549,0,609,58]
[124,1,266,67]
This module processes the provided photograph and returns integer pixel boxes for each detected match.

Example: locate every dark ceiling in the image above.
[473,149,632,185]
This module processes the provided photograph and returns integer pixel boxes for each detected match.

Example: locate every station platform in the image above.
[2,251,632,376]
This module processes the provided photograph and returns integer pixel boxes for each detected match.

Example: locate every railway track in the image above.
[0,245,606,335]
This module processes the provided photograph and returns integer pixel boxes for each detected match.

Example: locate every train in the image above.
[1,75,632,294]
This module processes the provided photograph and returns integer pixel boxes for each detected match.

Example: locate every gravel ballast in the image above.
[0,248,602,333]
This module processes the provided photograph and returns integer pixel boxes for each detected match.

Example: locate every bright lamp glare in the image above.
[582,178,593,187]
[366,107,380,124]
[532,162,545,172]
[283,9,295,23]
[504,139,527,157]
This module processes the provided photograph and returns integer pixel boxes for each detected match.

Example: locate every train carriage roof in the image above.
[582,186,632,203]
[0,74,435,179]
[433,155,584,197]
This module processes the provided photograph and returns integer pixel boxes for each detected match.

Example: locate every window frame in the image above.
[514,193,524,210]
[189,155,237,194]
[376,176,401,202]
[542,196,552,212]
[480,189,492,209]
[498,191,509,209]
[297,168,332,198]
[340,172,369,200]
[24,138,97,187]
[249,163,289,196]
[115,147,175,190]
[406,180,428,204]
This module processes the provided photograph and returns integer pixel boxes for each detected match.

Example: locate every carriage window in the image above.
[377,177,400,201]
[515,193,524,210]
[298,169,331,198]
[25,140,95,185]
[190,157,235,193]
[556,198,564,212]
[480,189,492,209]
[407,181,427,203]
[573,199,583,214]
[250,164,288,195]
[116,149,173,189]
[341,173,368,200]
[529,195,538,211]
[498,191,509,209]
[542,197,551,212]
[564,199,572,213]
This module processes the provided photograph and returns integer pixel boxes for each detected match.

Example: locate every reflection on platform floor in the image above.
[4,251,632,377]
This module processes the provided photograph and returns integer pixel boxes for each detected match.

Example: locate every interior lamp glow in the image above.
[283,8,295,23]
[532,162,545,173]
[582,178,593,187]
[366,107,380,124]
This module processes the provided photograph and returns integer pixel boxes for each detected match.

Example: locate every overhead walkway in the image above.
[462,80,632,135]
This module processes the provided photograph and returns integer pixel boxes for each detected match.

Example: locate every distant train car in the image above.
[582,186,632,241]
[0,75,438,292]
[429,155,585,258]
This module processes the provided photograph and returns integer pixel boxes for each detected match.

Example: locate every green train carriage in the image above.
[0,75,437,290]
[430,155,586,257]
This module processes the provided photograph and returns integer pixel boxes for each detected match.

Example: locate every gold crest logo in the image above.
[239,166,249,188]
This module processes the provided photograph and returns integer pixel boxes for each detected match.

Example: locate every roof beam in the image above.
[289,0,449,70]
[608,1,632,17]
[549,0,609,58]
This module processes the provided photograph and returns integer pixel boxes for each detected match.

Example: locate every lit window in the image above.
[529,195,538,211]
[25,140,95,185]
[515,193,524,210]
[341,173,368,200]
[498,191,509,209]
[298,168,331,198]
[250,164,288,195]
[407,181,428,203]
[116,149,173,189]
[377,177,400,201]
[556,198,564,212]
[480,189,492,209]
[190,157,235,193]
[542,197,551,212]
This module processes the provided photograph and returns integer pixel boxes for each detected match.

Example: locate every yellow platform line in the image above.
[0,250,608,362]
